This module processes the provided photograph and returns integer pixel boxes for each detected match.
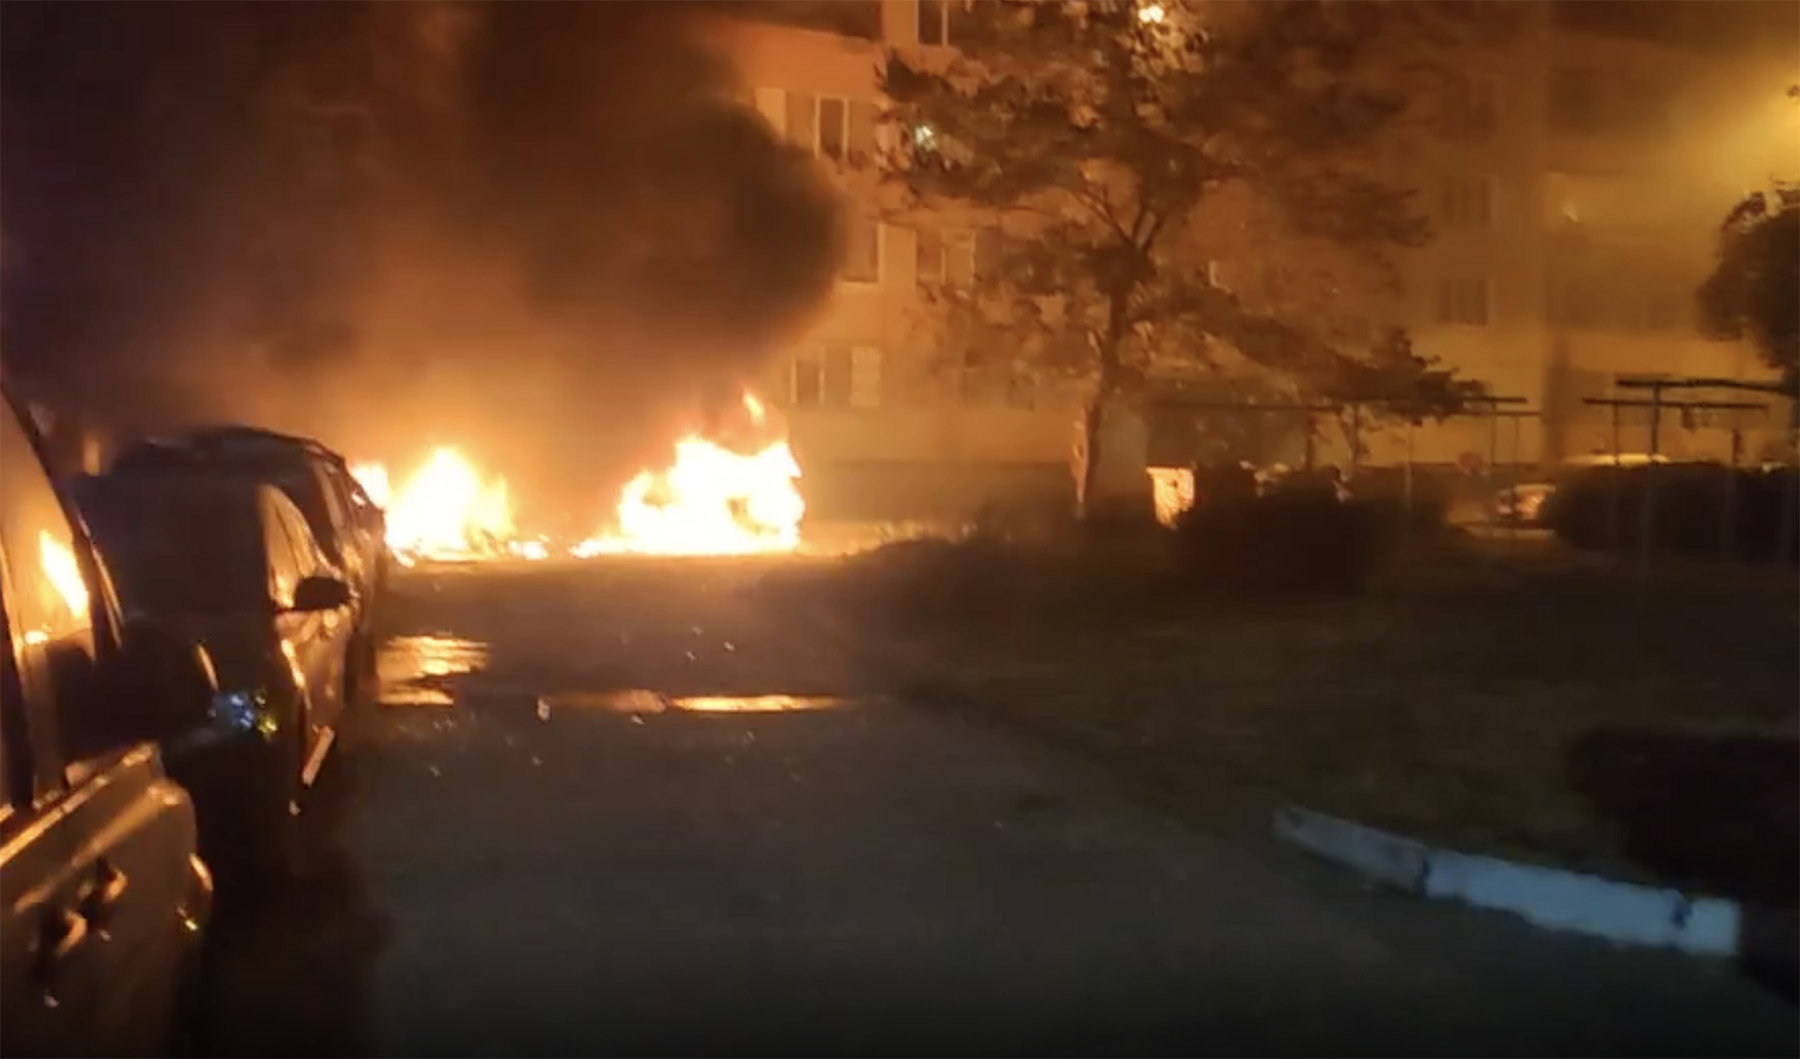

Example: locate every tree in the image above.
[877,0,1499,515]
[1698,154,1798,396]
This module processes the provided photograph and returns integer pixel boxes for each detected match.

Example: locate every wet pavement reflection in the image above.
[376,635,491,708]
[670,693,846,713]
[532,690,851,715]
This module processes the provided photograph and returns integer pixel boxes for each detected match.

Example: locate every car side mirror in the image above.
[292,575,352,612]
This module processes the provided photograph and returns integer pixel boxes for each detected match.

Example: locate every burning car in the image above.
[355,390,806,564]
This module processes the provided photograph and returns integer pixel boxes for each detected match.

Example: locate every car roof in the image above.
[112,425,349,473]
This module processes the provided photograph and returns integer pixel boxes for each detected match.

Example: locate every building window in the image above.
[915,229,972,287]
[917,0,974,47]
[790,346,882,408]
[1436,277,1490,326]
[786,90,816,149]
[918,0,947,45]
[916,228,944,285]
[791,352,824,407]
[1442,74,1497,139]
[818,97,846,159]
[843,215,882,283]
[1549,67,1603,135]
[784,91,878,163]
[1438,176,1494,229]
[849,346,883,408]
[916,227,997,288]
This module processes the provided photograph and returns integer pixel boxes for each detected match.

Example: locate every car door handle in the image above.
[33,906,90,1004]
[76,859,129,932]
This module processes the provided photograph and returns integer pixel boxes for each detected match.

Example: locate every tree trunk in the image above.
[1077,291,1130,519]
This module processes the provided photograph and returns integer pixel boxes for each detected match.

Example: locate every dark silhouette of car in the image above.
[76,466,359,880]
[1,381,219,1056]
[108,425,386,693]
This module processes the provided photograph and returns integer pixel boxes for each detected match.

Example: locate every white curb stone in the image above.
[1273,806,1744,957]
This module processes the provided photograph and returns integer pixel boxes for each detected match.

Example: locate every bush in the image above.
[1172,490,1385,596]
[1545,463,1799,564]
[1342,469,1453,540]
[781,535,1037,626]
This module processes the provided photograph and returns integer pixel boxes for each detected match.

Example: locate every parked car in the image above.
[1,381,219,1056]
[109,425,385,690]
[77,465,359,879]
[1490,482,1556,526]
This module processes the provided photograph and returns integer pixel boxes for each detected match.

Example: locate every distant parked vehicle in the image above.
[1561,452,1672,469]
[78,466,359,879]
[1,380,218,1056]
[1490,482,1556,526]
[108,424,385,691]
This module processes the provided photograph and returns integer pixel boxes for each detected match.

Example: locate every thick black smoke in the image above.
[1,1,841,515]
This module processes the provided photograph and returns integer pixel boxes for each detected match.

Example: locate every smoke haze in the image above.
[1,1,842,516]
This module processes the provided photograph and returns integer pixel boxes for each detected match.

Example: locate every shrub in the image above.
[1172,490,1383,596]
[1545,463,1799,564]
[776,535,1040,627]
[1343,469,1453,542]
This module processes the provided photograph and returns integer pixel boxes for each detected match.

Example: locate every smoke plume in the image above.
[1,1,842,516]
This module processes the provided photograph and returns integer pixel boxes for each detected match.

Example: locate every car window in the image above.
[271,493,326,580]
[262,493,304,608]
[273,465,345,563]
[319,464,357,528]
[341,468,378,523]
[84,478,268,616]
[306,460,350,532]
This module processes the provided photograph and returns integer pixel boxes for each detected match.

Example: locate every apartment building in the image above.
[1382,0,1797,468]
[713,1,1794,516]
[711,2,1073,521]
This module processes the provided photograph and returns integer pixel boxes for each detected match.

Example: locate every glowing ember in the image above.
[355,448,520,562]
[577,392,805,556]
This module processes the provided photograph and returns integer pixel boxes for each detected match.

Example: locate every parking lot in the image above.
[191,558,1798,1057]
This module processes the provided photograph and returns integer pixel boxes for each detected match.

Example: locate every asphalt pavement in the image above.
[198,558,1798,1057]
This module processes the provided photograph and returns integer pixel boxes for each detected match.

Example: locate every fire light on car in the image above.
[39,531,91,620]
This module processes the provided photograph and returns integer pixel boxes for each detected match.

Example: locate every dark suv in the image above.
[108,425,387,690]
[78,467,361,879]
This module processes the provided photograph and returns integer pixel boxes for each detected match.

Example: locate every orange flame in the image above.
[576,393,804,556]
[354,449,520,562]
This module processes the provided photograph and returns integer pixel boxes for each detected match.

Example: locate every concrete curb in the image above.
[1273,806,1746,956]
